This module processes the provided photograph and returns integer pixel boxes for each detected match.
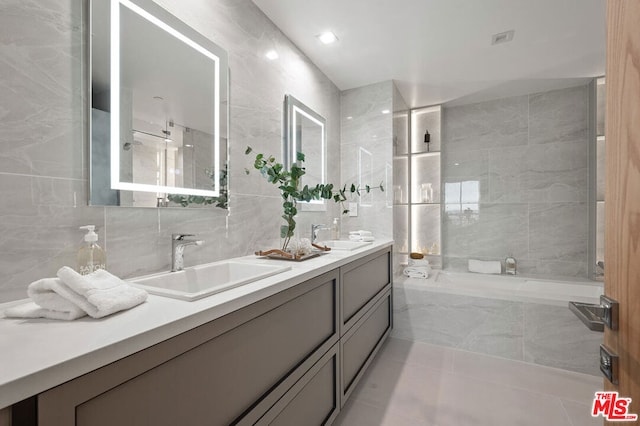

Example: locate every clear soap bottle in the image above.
[77,225,106,275]
[331,218,340,240]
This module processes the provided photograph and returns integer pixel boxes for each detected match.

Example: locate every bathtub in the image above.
[398,270,604,305]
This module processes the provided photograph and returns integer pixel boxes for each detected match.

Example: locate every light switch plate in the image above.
[348,202,358,217]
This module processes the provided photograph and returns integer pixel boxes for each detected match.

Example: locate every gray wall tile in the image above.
[340,81,394,239]
[442,85,591,278]
[0,0,342,301]
[443,95,528,151]
[529,85,588,145]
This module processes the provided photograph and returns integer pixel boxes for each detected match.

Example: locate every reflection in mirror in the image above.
[89,0,229,208]
[283,95,326,211]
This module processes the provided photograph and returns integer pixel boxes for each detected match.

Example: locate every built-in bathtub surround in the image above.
[442,85,590,278]
[340,81,395,239]
[393,278,602,376]
[0,0,341,302]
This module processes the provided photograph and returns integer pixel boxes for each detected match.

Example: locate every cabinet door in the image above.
[256,344,340,426]
[39,270,339,426]
[340,249,391,334]
[341,290,392,404]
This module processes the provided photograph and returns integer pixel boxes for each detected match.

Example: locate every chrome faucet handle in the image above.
[172,233,195,240]
[311,224,327,244]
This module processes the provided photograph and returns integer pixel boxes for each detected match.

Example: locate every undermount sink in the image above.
[132,261,291,301]
[317,240,372,251]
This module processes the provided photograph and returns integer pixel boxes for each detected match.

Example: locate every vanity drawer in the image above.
[340,248,391,334]
[256,343,340,426]
[38,270,339,426]
[341,289,392,404]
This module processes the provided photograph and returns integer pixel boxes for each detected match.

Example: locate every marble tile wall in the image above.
[0,0,342,302]
[442,85,591,277]
[340,81,394,239]
[393,285,602,376]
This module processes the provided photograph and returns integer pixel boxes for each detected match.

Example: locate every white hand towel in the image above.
[4,301,86,321]
[349,234,375,242]
[403,266,431,279]
[27,277,88,315]
[56,267,148,319]
[468,259,501,274]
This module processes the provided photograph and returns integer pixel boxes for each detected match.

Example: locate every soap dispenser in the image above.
[331,218,340,240]
[77,225,106,275]
[505,255,517,275]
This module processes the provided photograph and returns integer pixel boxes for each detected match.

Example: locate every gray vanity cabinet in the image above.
[38,269,339,426]
[255,344,340,426]
[32,246,392,426]
[340,249,392,334]
[341,290,392,404]
[339,248,392,406]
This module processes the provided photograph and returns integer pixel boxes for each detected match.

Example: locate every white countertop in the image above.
[0,239,393,409]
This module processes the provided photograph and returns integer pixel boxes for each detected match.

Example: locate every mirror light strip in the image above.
[116,182,218,197]
[110,0,120,190]
[110,0,220,196]
[292,105,326,204]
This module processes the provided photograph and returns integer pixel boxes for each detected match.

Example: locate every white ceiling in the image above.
[252,0,606,107]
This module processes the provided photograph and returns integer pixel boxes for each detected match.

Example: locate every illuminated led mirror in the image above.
[89,0,229,208]
[283,95,327,211]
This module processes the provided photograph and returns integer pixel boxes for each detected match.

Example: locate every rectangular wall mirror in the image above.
[283,94,327,211]
[89,0,229,208]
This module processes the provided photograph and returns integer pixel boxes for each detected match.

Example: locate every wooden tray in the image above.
[255,244,331,261]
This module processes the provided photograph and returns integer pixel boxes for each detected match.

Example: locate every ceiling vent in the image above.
[491,30,515,45]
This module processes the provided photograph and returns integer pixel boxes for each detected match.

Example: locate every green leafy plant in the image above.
[167,163,228,209]
[245,146,383,251]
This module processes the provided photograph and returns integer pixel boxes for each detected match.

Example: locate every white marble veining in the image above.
[442,85,591,277]
[0,0,342,302]
[0,239,393,409]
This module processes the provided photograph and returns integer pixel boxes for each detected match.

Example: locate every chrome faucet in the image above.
[311,224,329,245]
[171,233,204,272]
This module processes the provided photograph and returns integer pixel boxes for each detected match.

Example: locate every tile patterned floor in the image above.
[334,337,603,426]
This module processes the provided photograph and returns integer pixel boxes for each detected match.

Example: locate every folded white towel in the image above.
[349,234,375,242]
[349,230,373,236]
[4,301,86,321]
[403,266,431,279]
[26,277,89,318]
[56,267,148,319]
[4,268,148,321]
[468,259,501,274]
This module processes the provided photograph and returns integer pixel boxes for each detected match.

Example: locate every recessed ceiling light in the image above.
[265,50,279,60]
[317,31,338,45]
[491,30,515,45]
[454,163,460,166]
[381,109,390,114]
[346,116,353,120]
